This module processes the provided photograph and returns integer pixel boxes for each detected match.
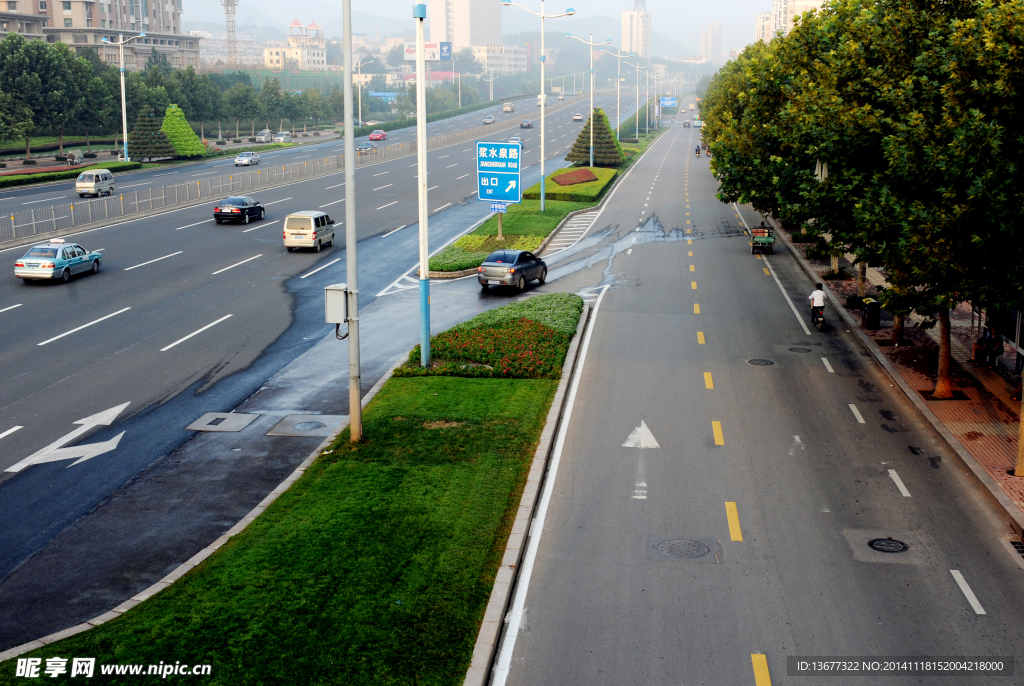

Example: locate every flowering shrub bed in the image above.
[552,168,599,186]
[395,293,584,379]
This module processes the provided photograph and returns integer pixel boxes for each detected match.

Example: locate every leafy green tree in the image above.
[76,76,116,152]
[128,105,175,160]
[226,83,260,137]
[258,77,287,131]
[304,88,327,131]
[145,50,172,74]
[565,108,623,166]
[453,47,483,75]
[0,34,40,159]
[327,85,345,125]
[161,104,205,157]
[385,43,405,69]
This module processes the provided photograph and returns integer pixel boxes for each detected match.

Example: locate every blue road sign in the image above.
[439,42,452,61]
[660,96,677,108]
[477,141,522,204]
[490,202,508,213]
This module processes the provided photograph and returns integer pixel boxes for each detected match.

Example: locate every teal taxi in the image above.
[14,238,102,283]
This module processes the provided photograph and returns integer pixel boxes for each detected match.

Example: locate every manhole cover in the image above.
[294,421,327,431]
[747,359,775,366]
[789,347,812,353]
[655,539,710,559]
[868,538,909,553]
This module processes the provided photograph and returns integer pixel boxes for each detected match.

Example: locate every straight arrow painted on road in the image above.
[623,421,660,449]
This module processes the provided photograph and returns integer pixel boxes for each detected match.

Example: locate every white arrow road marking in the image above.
[623,420,660,449]
[5,402,130,472]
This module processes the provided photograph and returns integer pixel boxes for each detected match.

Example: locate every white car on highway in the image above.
[234,152,261,166]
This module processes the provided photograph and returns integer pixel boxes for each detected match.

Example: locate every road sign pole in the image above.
[414,3,430,368]
[343,0,362,441]
[539,2,546,213]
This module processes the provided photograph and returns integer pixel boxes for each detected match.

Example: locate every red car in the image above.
[368,130,387,141]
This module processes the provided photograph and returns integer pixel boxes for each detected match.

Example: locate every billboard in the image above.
[404,42,442,61]
[660,97,677,108]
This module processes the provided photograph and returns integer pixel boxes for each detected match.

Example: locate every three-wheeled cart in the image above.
[750,224,775,254]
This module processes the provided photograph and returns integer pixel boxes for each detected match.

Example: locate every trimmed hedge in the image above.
[0,137,118,157]
[523,167,617,202]
[0,161,142,189]
[162,104,206,158]
[428,234,543,272]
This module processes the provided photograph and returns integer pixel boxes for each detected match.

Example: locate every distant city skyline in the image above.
[186,0,775,60]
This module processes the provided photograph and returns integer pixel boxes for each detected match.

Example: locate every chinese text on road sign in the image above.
[477,141,522,204]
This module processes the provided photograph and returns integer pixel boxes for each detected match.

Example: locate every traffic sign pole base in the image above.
[419,278,431,367]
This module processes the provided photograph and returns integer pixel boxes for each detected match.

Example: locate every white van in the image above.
[75,169,114,198]
[274,131,292,143]
[284,210,335,252]
[255,129,273,143]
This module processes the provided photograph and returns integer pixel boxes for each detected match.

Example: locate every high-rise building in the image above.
[621,0,650,58]
[429,0,501,51]
[470,45,529,75]
[755,12,772,43]
[264,20,327,71]
[700,20,722,63]
[0,0,199,70]
[769,0,825,37]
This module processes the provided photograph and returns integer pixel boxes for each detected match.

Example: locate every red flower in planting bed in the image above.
[396,319,571,379]
[552,168,599,186]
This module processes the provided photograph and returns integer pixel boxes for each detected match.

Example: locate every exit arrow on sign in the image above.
[5,402,130,473]
[505,180,517,193]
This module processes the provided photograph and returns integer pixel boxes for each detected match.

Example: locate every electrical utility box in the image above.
[325,283,349,324]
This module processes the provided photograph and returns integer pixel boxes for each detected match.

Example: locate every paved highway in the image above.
[0,93,632,649]
[490,117,1024,684]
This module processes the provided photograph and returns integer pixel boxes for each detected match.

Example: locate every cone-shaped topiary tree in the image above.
[565,108,624,166]
[161,104,206,158]
[128,105,175,162]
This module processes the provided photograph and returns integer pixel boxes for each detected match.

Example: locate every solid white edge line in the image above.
[0,304,23,313]
[849,403,866,423]
[242,220,279,233]
[175,220,210,231]
[299,258,341,279]
[492,284,610,686]
[735,202,813,336]
[887,469,912,497]
[433,203,452,212]
[38,307,131,346]
[822,357,835,373]
[263,198,292,206]
[124,250,184,271]
[212,254,262,275]
[160,314,233,352]
[382,225,407,238]
[950,570,986,614]
[0,426,23,440]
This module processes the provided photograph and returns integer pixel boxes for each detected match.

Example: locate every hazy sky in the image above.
[190,0,770,57]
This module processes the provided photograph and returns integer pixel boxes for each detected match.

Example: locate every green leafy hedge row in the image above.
[396,293,584,379]
[0,161,142,189]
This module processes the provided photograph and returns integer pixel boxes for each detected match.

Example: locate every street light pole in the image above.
[342,0,363,440]
[102,32,145,161]
[599,48,633,140]
[625,62,646,139]
[414,3,431,367]
[565,33,610,167]
[500,0,576,213]
[354,56,373,127]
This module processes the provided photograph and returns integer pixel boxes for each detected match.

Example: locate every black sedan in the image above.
[214,196,265,224]
[478,249,546,291]
[356,141,378,155]
[520,119,533,129]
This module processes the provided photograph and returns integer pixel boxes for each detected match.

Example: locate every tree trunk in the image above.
[933,307,954,399]
[892,314,904,346]
[85,130,91,153]
[279,117,284,133]
[857,262,866,298]
[303,119,307,134]
[252,120,256,136]
[25,134,31,161]
[58,127,64,156]
[831,254,840,274]
[235,119,240,139]
[217,121,222,139]
[199,121,205,140]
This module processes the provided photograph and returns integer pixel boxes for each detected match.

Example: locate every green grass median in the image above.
[0,295,583,686]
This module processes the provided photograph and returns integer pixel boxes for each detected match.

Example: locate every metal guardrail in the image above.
[0,95,588,248]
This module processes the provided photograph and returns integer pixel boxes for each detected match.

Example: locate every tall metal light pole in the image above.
[500,0,576,213]
[565,33,611,167]
[414,3,431,366]
[101,32,146,161]
[599,47,634,139]
[485,71,498,101]
[354,56,374,127]
[342,0,363,441]
[625,62,648,139]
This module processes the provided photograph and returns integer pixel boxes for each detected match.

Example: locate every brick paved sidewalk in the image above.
[779,227,1024,518]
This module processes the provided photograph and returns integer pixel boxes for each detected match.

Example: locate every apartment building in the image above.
[700,19,721,64]
[621,7,650,58]
[767,0,825,37]
[755,11,772,42]
[470,44,528,75]
[264,20,327,71]
[0,0,199,70]
[428,0,501,51]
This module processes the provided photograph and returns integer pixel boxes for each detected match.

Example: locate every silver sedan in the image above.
[234,152,261,166]
[478,249,547,291]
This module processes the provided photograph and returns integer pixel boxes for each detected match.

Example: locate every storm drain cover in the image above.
[747,359,775,366]
[294,421,327,430]
[186,412,259,433]
[267,414,346,437]
[868,538,909,553]
[789,347,812,353]
[656,539,711,559]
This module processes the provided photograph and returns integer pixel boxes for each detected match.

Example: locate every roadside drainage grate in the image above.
[656,539,710,560]
[868,538,909,553]
[789,347,812,353]
[1012,542,1024,558]
[294,421,327,431]
[747,359,775,366]
[207,417,225,426]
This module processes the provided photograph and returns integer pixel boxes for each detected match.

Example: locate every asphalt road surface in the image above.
[0,93,635,649]
[495,119,1024,685]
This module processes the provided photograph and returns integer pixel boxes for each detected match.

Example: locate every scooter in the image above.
[811,306,825,331]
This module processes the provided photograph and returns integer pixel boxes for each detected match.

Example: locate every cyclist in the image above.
[808,283,826,325]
